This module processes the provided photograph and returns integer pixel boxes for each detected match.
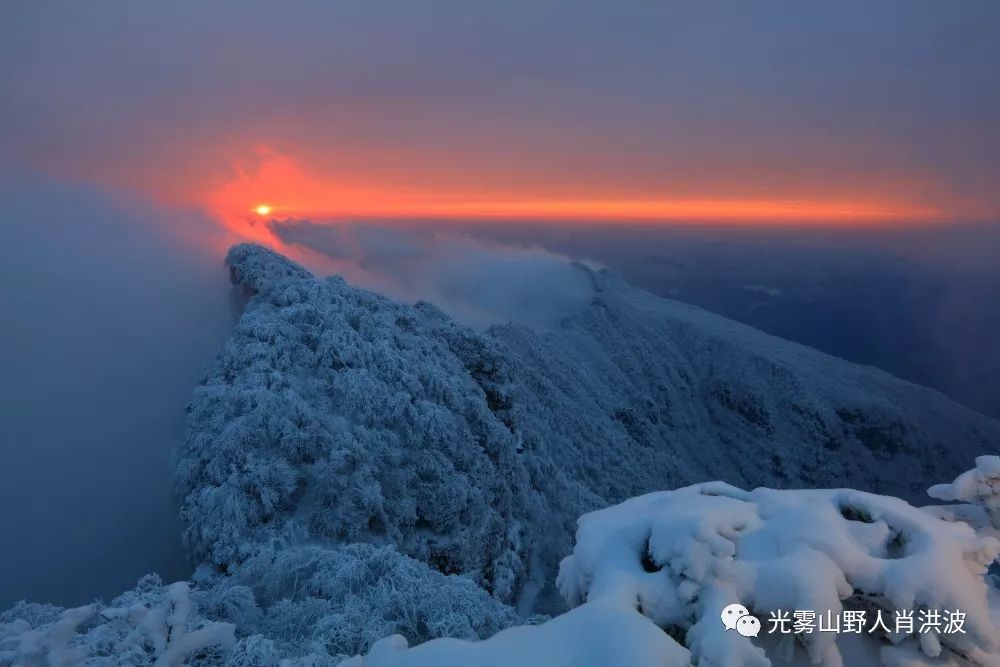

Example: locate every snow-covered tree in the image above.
[1,545,515,666]
[928,455,1000,537]
[0,575,234,666]
[177,245,535,603]
[6,460,1000,666]
[336,602,689,667]
[193,543,518,663]
[7,244,999,666]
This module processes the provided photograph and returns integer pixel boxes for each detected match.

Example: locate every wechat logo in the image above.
[722,603,761,638]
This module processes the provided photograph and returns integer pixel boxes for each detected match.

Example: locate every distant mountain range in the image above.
[453,224,1000,419]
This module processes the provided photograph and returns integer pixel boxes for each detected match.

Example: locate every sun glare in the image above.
[254,204,272,216]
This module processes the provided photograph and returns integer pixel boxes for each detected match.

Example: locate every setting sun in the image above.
[254,204,272,216]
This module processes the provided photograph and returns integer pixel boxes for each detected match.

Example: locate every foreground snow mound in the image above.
[556,483,1000,667]
[0,546,514,666]
[177,244,999,614]
[0,576,234,666]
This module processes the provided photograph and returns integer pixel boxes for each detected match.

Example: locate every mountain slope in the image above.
[176,244,1000,615]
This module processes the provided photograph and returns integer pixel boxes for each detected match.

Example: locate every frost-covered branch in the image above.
[929,455,1000,536]
[0,576,234,666]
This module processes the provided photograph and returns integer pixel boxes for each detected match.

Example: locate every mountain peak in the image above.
[226,242,312,292]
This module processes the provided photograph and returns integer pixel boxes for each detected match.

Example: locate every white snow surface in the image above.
[342,478,1000,667]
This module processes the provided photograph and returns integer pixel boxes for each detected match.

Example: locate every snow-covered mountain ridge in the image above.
[179,244,998,611]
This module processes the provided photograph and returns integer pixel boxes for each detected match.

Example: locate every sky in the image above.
[2,0,1000,233]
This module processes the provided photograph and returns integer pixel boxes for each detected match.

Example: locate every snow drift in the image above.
[928,455,1000,539]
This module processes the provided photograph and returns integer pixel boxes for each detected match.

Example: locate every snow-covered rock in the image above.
[556,483,1000,667]
[340,481,1000,667]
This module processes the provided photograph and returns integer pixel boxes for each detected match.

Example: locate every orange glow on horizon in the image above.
[207,150,947,246]
[382,197,940,224]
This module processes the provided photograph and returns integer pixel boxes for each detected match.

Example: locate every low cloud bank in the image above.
[0,194,597,607]
[0,175,234,607]
[272,219,596,330]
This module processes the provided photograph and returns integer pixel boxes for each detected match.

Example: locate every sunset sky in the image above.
[2,1,999,235]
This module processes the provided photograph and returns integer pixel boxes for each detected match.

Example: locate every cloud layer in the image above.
[0,176,234,607]
[272,219,595,330]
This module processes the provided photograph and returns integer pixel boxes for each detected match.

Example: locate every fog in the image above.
[0,176,234,608]
[272,219,595,330]
[0,190,597,609]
